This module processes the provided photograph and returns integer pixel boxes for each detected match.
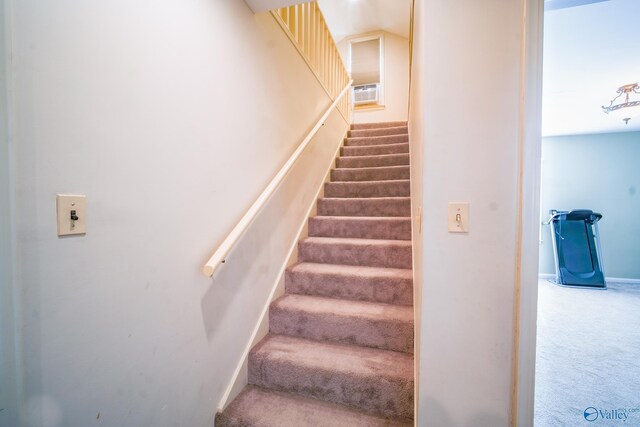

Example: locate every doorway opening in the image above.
[535,1,640,425]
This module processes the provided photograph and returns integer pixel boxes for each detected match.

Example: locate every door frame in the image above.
[513,0,544,425]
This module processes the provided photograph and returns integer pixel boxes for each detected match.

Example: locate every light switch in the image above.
[56,194,87,236]
[448,202,469,233]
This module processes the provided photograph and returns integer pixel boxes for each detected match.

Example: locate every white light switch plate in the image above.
[448,202,469,233]
[56,194,87,236]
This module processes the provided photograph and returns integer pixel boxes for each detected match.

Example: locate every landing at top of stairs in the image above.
[351,121,408,130]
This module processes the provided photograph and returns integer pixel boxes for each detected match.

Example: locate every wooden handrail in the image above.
[202,80,352,278]
[202,3,352,278]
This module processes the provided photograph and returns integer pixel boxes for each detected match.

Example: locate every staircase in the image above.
[216,121,414,426]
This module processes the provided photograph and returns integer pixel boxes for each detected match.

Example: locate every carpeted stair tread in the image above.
[309,216,411,240]
[285,262,413,306]
[336,153,409,168]
[324,179,410,198]
[270,294,414,353]
[341,142,409,157]
[317,197,411,217]
[349,126,408,138]
[345,134,408,147]
[298,236,412,269]
[331,165,410,182]
[215,385,412,427]
[248,334,414,419]
[351,121,407,130]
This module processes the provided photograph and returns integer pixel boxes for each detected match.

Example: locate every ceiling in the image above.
[317,0,411,42]
[543,0,640,136]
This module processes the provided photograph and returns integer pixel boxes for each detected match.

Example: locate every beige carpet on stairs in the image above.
[216,121,414,427]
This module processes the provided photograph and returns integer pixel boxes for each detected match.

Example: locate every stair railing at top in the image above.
[202,3,352,278]
[272,2,352,122]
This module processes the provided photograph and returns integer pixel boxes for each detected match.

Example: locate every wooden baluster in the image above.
[307,3,312,59]
[291,5,296,43]
[297,4,302,53]
[323,24,328,89]
[313,3,319,74]
[300,3,309,58]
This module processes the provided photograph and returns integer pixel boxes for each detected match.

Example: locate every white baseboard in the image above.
[538,273,640,285]
[604,277,640,285]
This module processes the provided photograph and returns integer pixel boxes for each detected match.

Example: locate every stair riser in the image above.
[309,217,411,240]
[349,126,408,138]
[285,269,413,306]
[248,354,414,419]
[351,121,407,130]
[331,166,409,182]
[324,181,410,198]
[345,134,408,147]
[269,307,414,353]
[337,154,409,169]
[341,143,409,157]
[215,386,414,427]
[298,241,412,269]
[317,198,411,217]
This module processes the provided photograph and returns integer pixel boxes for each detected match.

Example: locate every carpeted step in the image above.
[351,121,407,130]
[215,385,412,427]
[324,180,410,198]
[336,153,410,168]
[317,197,411,217]
[331,165,410,182]
[285,262,413,306]
[345,134,408,147]
[348,126,408,138]
[270,294,414,353]
[248,334,414,420]
[298,237,412,269]
[309,216,411,240]
[341,142,409,157]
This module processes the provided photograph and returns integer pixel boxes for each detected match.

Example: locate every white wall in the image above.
[410,0,542,425]
[1,0,22,424]
[338,31,409,124]
[8,1,346,426]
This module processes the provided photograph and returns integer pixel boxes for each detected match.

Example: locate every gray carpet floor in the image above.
[535,280,640,426]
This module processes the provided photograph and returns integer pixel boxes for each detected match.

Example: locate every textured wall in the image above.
[412,0,539,425]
